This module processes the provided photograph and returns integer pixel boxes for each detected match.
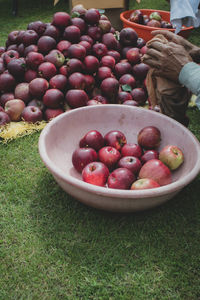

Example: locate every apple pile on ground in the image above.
[72,125,184,190]
[0,4,152,126]
[129,10,173,28]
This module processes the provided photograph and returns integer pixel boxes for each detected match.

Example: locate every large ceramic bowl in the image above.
[38,105,200,212]
[120,9,194,41]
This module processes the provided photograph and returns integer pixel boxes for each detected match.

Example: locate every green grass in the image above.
[1,0,200,299]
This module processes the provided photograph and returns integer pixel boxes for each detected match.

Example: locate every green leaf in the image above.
[122,84,132,92]
[71,11,80,18]
[98,9,105,14]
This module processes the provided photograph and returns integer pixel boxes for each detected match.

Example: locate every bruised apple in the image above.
[131,178,160,190]
[159,145,184,170]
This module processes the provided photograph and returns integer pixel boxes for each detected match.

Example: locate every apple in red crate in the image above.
[141,150,159,164]
[139,159,172,186]
[82,161,109,187]
[44,108,64,121]
[117,156,142,174]
[72,147,98,173]
[137,126,161,149]
[147,20,161,28]
[99,146,121,170]
[121,143,143,158]
[29,78,49,98]
[159,145,184,170]
[149,11,162,22]
[104,130,127,151]
[79,130,105,151]
[131,178,160,190]
[4,99,25,121]
[129,10,144,24]
[0,111,11,126]
[107,168,135,189]
[65,89,89,108]
[21,106,43,123]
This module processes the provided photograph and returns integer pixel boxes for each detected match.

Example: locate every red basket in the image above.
[120,9,194,41]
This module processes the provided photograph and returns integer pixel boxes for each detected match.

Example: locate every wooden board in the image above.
[71,0,124,9]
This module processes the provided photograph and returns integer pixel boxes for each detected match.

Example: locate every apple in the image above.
[51,12,71,28]
[7,58,26,79]
[159,145,184,170]
[0,73,16,93]
[37,35,57,54]
[97,66,113,81]
[147,20,161,28]
[68,72,86,90]
[80,35,94,45]
[141,150,159,164]
[79,130,105,151]
[65,89,89,108]
[83,55,99,74]
[129,10,144,24]
[131,178,160,190]
[100,55,115,69]
[114,61,132,78]
[71,17,87,34]
[82,161,109,187]
[27,20,46,36]
[63,25,81,43]
[68,44,86,60]
[79,40,92,55]
[126,47,141,64]
[131,87,148,105]
[121,143,143,158]
[139,159,172,186]
[98,19,111,34]
[92,43,108,58]
[101,33,118,50]
[14,82,31,103]
[26,51,44,70]
[44,108,64,121]
[93,95,108,104]
[49,74,67,91]
[29,77,49,98]
[0,92,15,107]
[117,156,142,174]
[84,8,100,25]
[24,44,38,56]
[117,91,132,103]
[27,99,44,111]
[84,74,95,93]
[136,38,146,49]
[72,147,98,173]
[107,50,121,63]
[45,49,65,68]
[104,130,127,151]
[38,62,57,80]
[107,168,135,190]
[21,106,43,123]
[43,89,64,109]
[43,24,61,41]
[100,77,119,102]
[149,11,162,22]
[4,99,25,121]
[0,111,11,126]
[119,28,138,46]
[56,40,71,57]
[98,146,121,170]
[87,99,103,106]
[132,63,150,81]
[119,74,136,89]
[21,30,39,46]
[137,126,161,149]
[71,4,87,17]
[24,69,37,82]
[87,25,102,41]
[66,58,84,74]
[0,106,4,112]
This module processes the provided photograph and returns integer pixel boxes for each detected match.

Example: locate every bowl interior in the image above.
[39,105,200,196]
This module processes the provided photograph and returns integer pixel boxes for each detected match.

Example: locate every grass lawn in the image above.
[1,0,200,299]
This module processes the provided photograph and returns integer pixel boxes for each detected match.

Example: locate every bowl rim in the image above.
[39,105,200,199]
[120,9,194,31]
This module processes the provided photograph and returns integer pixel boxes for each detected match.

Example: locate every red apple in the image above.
[44,108,64,121]
[100,55,115,69]
[4,99,25,121]
[139,159,172,186]
[66,58,84,74]
[126,47,141,64]
[107,168,135,189]
[83,55,99,74]
[117,91,132,103]
[129,10,144,24]
[14,82,31,103]
[141,150,159,164]
[21,30,39,46]
[56,40,71,57]
[137,126,161,149]
[0,92,15,107]
[26,51,44,70]
[0,73,16,93]
[45,49,65,68]
[68,72,86,90]
[132,63,150,81]
[98,146,121,170]
[114,60,132,78]
[71,17,87,34]
[122,100,139,106]
[101,33,118,50]
[68,44,86,60]
[79,130,105,151]
[24,69,37,82]
[38,62,57,80]
[97,66,113,81]
[7,58,26,79]
[0,111,11,126]
[84,8,100,25]
[119,74,136,89]
[119,28,138,46]
[72,147,98,173]
[63,25,81,43]
[37,35,57,54]
[52,12,71,28]
[21,106,43,123]
[104,130,127,151]
[159,145,184,170]
[117,156,142,174]
[43,24,60,41]
[92,43,108,58]
[43,89,64,109]
[147,20,161,28]
[65,89,88,108]
[100,77,119,102]
[121,143,143,158]
[49,74,67,91]
[2,50,19,65]
[131,178,160,190]
[131,87,148,105]
[82,161,109,187]
[29,78,49,98]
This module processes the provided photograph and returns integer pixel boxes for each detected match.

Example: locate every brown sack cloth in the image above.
[146,34,191,126]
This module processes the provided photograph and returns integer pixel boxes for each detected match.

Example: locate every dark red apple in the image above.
[37,36,57,54]
[26,51,44,70]
[79,130,105,151]
[63,25,81,43]
[4,99,25,121]
[66,58,84,74]
[100,77,119,102]
[44,108,64,121]
[140,45,148,55]
[119,74,136,89]
[119,28,138,46]
[136,37,146,49]
[27,99,44,111]
[49,74,67,91]
[131,87,148,105]
[68,43,86,60]
[117,91,132,103]
[38,62,57,80]
[132,63,149,81]
[87,25,102,41]
[68,72,86,90]
[84,8,100,25]
[14,82,31,103]
[0,111,11,126]
[147,20,161,28]
[117,156,142,174]
[71,4,87,17]
[100,55,115,69]
[139,159,172,186]
[129,10,144,24]
[8,30,20,44]
[97,66,113,81]
[114,61,132,77]
[98,146,121,170]
[2,50,19,65]
[92,43,108,58]
[82,161,109,187]
[141,150,159,164]
[43,89,64,108]
[126,47,141,64]
[93,95,108,104]
[21,106,43,123]
[121,143,143,158]
[79,40,92,55]
[29,77,49,98]
[0,73,16,93]
[131,178,160,190]
[52,12,71,28]
[107,50,121,63]
[27,20,46,36]
[24,69,37,82]
[98,19,111,33]
[24,44,38,56]
[65,89,89,108]
[107,167,135,189]
[72,147,98,173]
[101,33,118,50]
[21,30,39,46]
[45,49,65,68]
[43,24,60,41]
[0,92,15,107]
[80,35,94,45]
[71,17,87,34]
[7,58,26,79]
[104,130,127,151]
[83,55,99,74]
[84,74,95,93]
[56,40,71,57]
[137,126,161,149]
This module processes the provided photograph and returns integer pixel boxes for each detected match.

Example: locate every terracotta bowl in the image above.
[120,9,194,41]
[38,105,200,212]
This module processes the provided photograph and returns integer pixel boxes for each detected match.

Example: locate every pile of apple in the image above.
[0,4,151,127]
[72,126,184,190]
[129,10,173,28]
